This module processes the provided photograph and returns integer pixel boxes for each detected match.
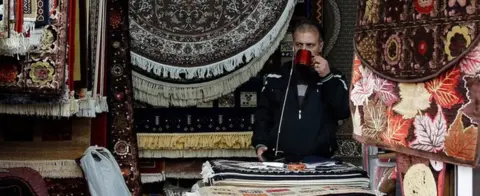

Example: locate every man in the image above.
[251,19,350,162]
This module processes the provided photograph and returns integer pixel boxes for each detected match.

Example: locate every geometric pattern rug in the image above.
[106,0,142,194]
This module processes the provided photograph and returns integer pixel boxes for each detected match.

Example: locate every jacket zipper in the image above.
[298,110,302,119]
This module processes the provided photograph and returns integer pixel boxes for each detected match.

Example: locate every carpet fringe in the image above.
[0,100,76,117]
[131,0,295,80]
[0,22,40,56]
[76,92,109,117]
[137,132,253,150]
[141,173,166,183]
[0,160,84,178]
[139,149,256,159]
[131,0,297,107]
[0,91,108,118]
[165,172,202,179]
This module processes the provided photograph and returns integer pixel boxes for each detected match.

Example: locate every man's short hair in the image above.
[292,19,324,42]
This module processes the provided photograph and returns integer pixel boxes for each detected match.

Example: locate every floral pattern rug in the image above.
[128,0,295,106]
[354,0,480,82]
[0,0,68,104]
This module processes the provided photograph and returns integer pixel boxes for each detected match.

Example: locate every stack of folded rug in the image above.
[186,185,376,196]
[200,160,370,188]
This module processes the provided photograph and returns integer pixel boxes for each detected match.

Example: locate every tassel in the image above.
[69,91,79,115]
[0,160,84,178]
[141,173,165,183]
[87,96,96,115]
[100,96,108,112]
[94,95,102,113]
[139,149,256,159]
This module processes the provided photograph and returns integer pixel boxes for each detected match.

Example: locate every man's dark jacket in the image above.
[251,62,350,159]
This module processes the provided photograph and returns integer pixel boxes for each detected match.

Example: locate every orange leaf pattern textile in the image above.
[459,75,480,125]
[350,48,480,166]
[409,105,447,153]
[392,83,431,119]
[362,100,387,138]
[352,55,362,84]
[459,44,480,75]
[425,67,463,109]
[444,113,478,161]
[352,106,363,136]
[350,65,374,106]
[350,61,399,107]
[380,109,412,146]
[373,76,399,107]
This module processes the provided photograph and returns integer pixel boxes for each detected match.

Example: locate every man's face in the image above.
[293,30,323,56]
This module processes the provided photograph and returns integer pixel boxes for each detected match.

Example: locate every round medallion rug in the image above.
[129,0,296,106]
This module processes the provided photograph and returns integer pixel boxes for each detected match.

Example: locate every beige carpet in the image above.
[0,117,91,160]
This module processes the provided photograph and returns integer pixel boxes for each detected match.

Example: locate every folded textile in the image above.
[164,184,191,196]
[186,186,376,196]
[201,160,370,188]
[138,159,165,183]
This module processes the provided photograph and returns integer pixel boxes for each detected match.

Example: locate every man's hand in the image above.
[312,56,330,77]
[256,146,268,162]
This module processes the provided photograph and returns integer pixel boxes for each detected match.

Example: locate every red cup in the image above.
[295,49,312,67]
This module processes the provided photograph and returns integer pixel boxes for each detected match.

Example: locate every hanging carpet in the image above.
[107,0,143,193]
[129,0,296,106]
[354,0,480,83]
[351,0,480,167]
[135,107,256,158]
[0,0,68,103]
[0,117,91,161]
[0,0,109,118]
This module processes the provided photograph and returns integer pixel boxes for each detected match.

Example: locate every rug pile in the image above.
[201,159,370,187]
[187,185,375,196]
